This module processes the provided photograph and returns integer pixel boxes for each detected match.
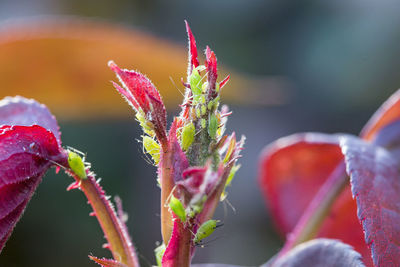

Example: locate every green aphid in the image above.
[215,83,220,93]
[199,95,206,104]
[188,205,201,218]
[201,105,207,116]
[181,122,195,151]
[169,196,186,223]
[193,219,219,245]
[201,81,209,93]
[201,119,206,129]
[143,136,160,164]
[136,112,155,137]
[189,67,204,101]
[196,107,201,119]
[68,151,87,179]
[213,96,220,109]
[208,113,218,139]
[207,101,213,111]
[154,243,166,267]
[202,81,220,94]
[188,195,207,217]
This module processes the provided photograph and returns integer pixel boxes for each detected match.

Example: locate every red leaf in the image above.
[219,75,230,89]
[176,165,222,207]
[205,46,218,99]
[89,256,128,267]
[0,125,66,251]
[0,96,61,144]
[109,61,167,144]
[259,133,372,265]
[361,89,400,142]
[184,20,199,74]
[340,135,400,266]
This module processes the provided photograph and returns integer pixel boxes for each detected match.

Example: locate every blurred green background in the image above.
[1,0,399,266]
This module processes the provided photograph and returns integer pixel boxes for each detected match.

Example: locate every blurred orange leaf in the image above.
[0,17,288,120]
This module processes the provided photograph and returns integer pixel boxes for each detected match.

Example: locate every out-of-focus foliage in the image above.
[0,18,286,120]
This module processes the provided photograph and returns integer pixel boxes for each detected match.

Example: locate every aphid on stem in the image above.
[142,135,161,165]
[193,219,223,246]
[66,147,87,179]
[169,196,187,223]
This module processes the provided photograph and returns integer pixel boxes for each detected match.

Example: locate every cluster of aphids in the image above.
[184,65,221,141]
[141,64,227,167]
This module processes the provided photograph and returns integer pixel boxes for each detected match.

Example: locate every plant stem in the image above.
[277,162,348,259]
[175,222,192,267]
[69,171,139,267]
[160,146,174,245]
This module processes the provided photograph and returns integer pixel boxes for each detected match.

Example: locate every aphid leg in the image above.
[163,185,178,208]
[66,146,85,156]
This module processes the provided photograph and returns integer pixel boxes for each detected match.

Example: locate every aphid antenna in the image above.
[215,221,224,229]
[164,185,178,208]
[138,137,159,166]
[139,150,155,166]
[197,70,209,86]
[194,128,204,137]
[137,250,153,267]
[169,76,186,97]
[66,146,85,157]
[136,143,154,165]
[223,197,236,215]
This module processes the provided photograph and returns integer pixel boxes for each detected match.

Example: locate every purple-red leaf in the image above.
[89,256,128,267]
[259,133,371,265]
[340,135,400,266]
[0,96,61,144]
[259,133,344,234]
[0,125,66,252]
[361,89,400,141]
[370,119,400,148]
[268,239,365,267]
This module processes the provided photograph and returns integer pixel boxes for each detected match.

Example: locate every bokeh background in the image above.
[0,1,399,266]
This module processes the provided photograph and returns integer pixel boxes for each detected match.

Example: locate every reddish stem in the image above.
[174,224,191,267]
[68,171,139,267]
[163,220,192,267]
[276,162,348,259]
[160,146,175,245]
